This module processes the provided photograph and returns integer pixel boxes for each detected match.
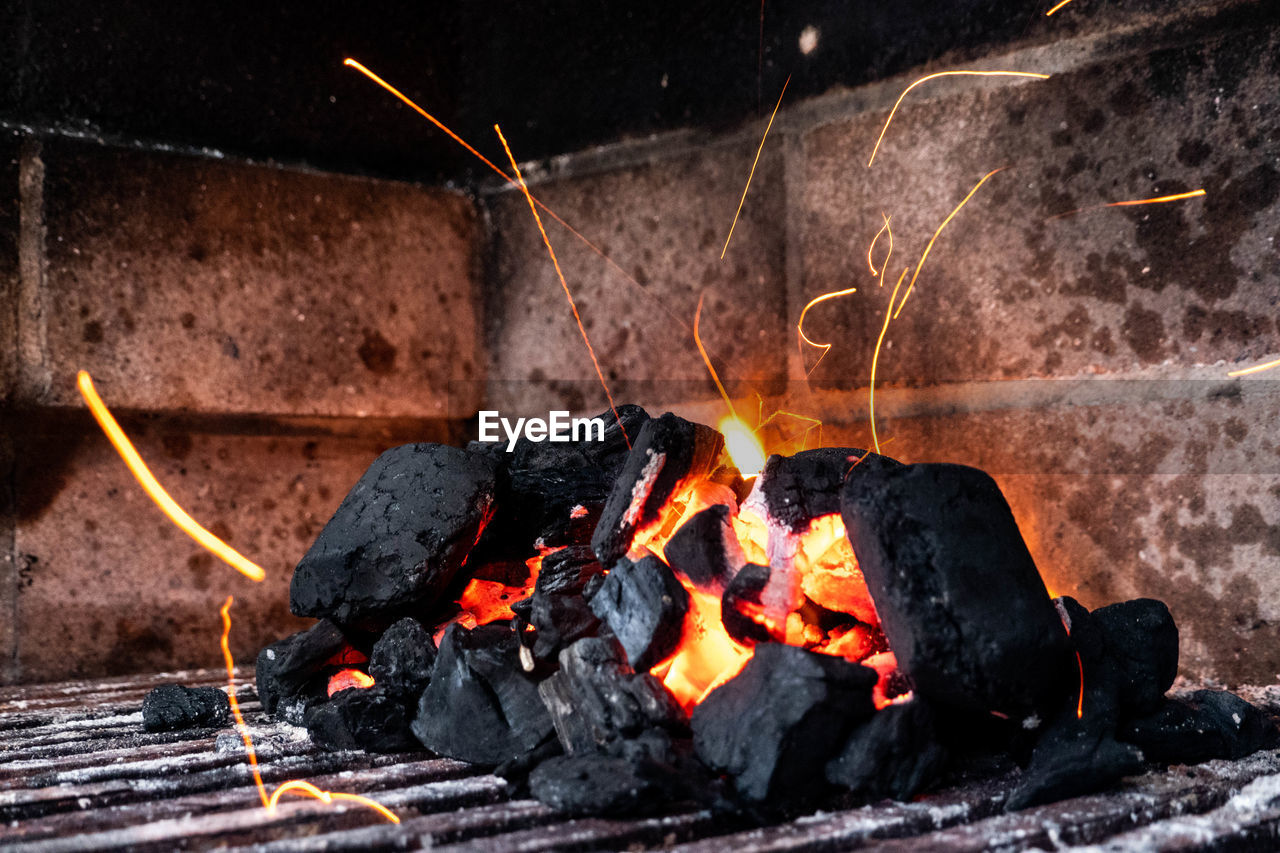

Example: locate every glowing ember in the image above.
[868,71,1050,167]
[719,415,766,479]
[219,596,399,823]
[77,370,266,583]
[722,75,790,259]
[656,585,752,711]
[327,669,376,697]
[1075,649,1085,720]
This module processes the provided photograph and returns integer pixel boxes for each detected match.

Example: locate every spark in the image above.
[495,124,630,448]
[694,292,738,419]
[220,597,400,823]
[796,286,857,374]
[894,168,1003,318]
[867,71,1050,167]
[693,295,766,475]
[77,371,265,583]
[1045,0,1077,15]
[1229,357,1280,377]
[870,269,909,454]
[343,59,671,329]
[866,213,893,278]
[722,75,790,259]
[1047,188,1207,220]
[752,397,824,453]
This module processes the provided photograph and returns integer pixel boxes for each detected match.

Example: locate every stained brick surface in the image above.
[485,142,788,414]
[9,422,412,683]
[38,140,482,418]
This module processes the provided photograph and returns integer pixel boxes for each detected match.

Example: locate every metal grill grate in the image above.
[4,672,1280,851]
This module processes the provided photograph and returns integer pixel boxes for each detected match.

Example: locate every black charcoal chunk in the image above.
[256,620,350,716]
[761,447,900,533]
[473,466,611,561]
[1006,704,1144,811]
[142,684,231,732]
[1121,690,1280,765]
[512,404,650,478]
[692,643,877,803]
[592,413,724,566]
[305,685,419,753]
[1091,599,1178,716]
[538,637,686,757]
[841,463,1073,721]
[368,618,436,698]
[825,700,948,801]
[514,546,605,664]
[529,754,662,817]
[588,555,689,672]
[412,622,554,766]
[290,444,498,629]
[721,563,773,645]
[665,505,744,591]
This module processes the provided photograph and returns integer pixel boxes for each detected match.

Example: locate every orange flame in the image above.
[327,669,375,697]
[722,75,790,259]
[718,415,767,479]
[868,71,1050,167]
[78,371,265,582]
[1048,188,1206,221]
[219,597,399,823]
[1229,357,1280,377]
[658,585,752,711]
[494,124,630,449]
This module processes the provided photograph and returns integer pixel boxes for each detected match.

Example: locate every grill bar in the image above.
[2,670,1279,851]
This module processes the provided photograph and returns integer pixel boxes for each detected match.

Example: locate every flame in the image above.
[1229,357,1280,377]
[327,669,375,697]
[658,585,752,711]
[77,371,265,583]
[719,415,767,479]
[494,124,630,449]
[219,597,399,823]
[1045,0,1076,15]
[722,75,790,259]
[1048,188,1206,220]
[868,71,1050,167]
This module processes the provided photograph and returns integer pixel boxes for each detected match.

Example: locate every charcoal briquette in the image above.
[841,463,1073,722]
[692,643,877,803]
[412,622,555,766]
[290,443,498,629]
[825,699,949,801]
[472,465,611,561]
[141,684,231,733]
[665,504,744,591]
[588,555,689,672]
[368,617,436,698]
[721,563,773,645]
[528,754,663,817]
[1091,598,1178,716]
[761,447,900,533]
[1120,690,1280,765]
[511,404,649,478]
[592,413,725,566]
[305,685,419,753]
[255,620,351,716]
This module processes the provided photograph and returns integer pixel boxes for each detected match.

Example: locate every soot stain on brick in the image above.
[1176,138,1212,168]
[358,328,398,375]
[82,320,103,344]
[1121,302,1165,362]
[1182,305,1272,347]
[186,552,214,591]
[160,433,193,461]
[104,616,176,676]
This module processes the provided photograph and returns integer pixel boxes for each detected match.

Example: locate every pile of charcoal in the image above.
[146,405,1279,817]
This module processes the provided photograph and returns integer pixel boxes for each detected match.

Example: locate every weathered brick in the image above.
[36,139,482,418]
[0,130,20,403]
[8,421,415,683]
[485,141,788,414]
[796,24,1280,388]
[816,385,1280,686]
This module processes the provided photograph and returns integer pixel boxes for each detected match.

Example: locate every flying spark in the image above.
[870,269,910,454]
[1047,188,1207,220]
[723,75,791,259]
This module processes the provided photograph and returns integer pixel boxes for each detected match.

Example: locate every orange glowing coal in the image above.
[655,585,752,711]
[327,669,376,697]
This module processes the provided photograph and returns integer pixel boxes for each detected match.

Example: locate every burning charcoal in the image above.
[1005,700,1144,811]
[841,463,1073,722]
[290,444,498,629]
[528,754,663,817]
[1120,690,1280,765]
[304,685,419,753]
[761,447,900,533]
[721,563,773,645]
[592,413,725,566]
[511,546,605,665]
[825,700,949,801]
[538,637,686,758]
[412,622,555,766]
[141,684,231,733]
[473,465,611,561]
[368,617,436,698]
[256,620,350,716]
[1091,599,1178,716]
[512,404,650,478]
[665,504,745,592]
[588,555,689,673]
[692,643,877,803]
